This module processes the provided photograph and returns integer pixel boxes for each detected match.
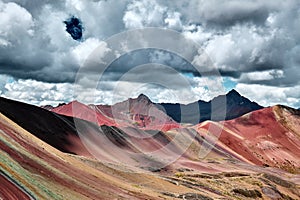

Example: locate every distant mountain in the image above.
[48,90,262,126]
[49,94,180,132]
[40,105,54,110]
[158,89,263,124]
[98,93,180,131]
[1,95,300,199]
[51,100,116,126]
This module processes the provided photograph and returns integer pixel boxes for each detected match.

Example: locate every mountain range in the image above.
[159,89,263,123]
[44,89,263,129]
[0,91,300,199]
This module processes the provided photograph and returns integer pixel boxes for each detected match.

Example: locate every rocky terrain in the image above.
[0,93,299,199]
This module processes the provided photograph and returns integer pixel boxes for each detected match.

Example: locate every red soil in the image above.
[195,106,300,169]
[52,103,300,172]
[2,97,300,199]
[51,96,180,132]
[0,173,32,200]
[0,115,154,199]
[52,101,116,126]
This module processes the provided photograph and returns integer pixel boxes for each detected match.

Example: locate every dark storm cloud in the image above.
[0,0,299,88]
[187,1,279,26]
[0,0,80,82]
[154,0,300,87]
[107,49,194,74]
[64,16,83,41]
[1,0,64,15]
[0,0,300,108]
[0,0,129,83]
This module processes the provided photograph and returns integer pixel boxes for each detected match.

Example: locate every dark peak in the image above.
[210,89,243,103]
[57,103,66,107]
[137,93,150,100]
[40,105,54,110]
[227,89,241,97]
[225,89,263,108]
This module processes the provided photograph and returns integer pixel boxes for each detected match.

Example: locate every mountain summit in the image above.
[1,95,300,199]
[227,89,240,95]
[159,90,263,124]
[211,89,263,120]
[44,90,263,126]
[137,93,151,102]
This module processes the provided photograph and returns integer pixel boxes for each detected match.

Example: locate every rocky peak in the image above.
[226,89,241,97]
[136,93,151,103]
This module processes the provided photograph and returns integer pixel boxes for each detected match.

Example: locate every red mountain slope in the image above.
[195,105,300,172]
[51,95,180,132]
[1,97,300,199]
[52,100,117,126]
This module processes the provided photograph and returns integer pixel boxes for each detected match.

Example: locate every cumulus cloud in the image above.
[186,1,300,88]
[0,0,128,83]
[2,77,74,105]
[191,0,280,26]
[0,0,300,107]
[0,1,71,82]
[124,0,160,29]
[239,69,284,82]
[1,0,299,83]
[71,37,106,66]
[0,1,49,72]
[236,83,300,108]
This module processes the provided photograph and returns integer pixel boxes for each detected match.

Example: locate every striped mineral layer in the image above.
[0,96,300,199]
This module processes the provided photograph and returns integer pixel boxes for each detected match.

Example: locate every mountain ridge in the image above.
[1,95,300,199]
[159,89,263,124]
[44,90,264,126]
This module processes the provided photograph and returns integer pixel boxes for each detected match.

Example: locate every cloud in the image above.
[0,73,224,106]
[2,77,74,105]
[164,11,182,30]
[0,1,48,71]
[71,37,106,66]
[239,69,284,82]
[123,0,167,29]
[0,0,128,83]
[192,0,279,26]
[0,1,72,82]
[65,0,129,39]
[1,0,299,84]
[1,74,298,109]
[64,16,83,41]
[235,83,300,108]
[0,0,299,107]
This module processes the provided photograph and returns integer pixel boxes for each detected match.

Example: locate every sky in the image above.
[0,0,299,108]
